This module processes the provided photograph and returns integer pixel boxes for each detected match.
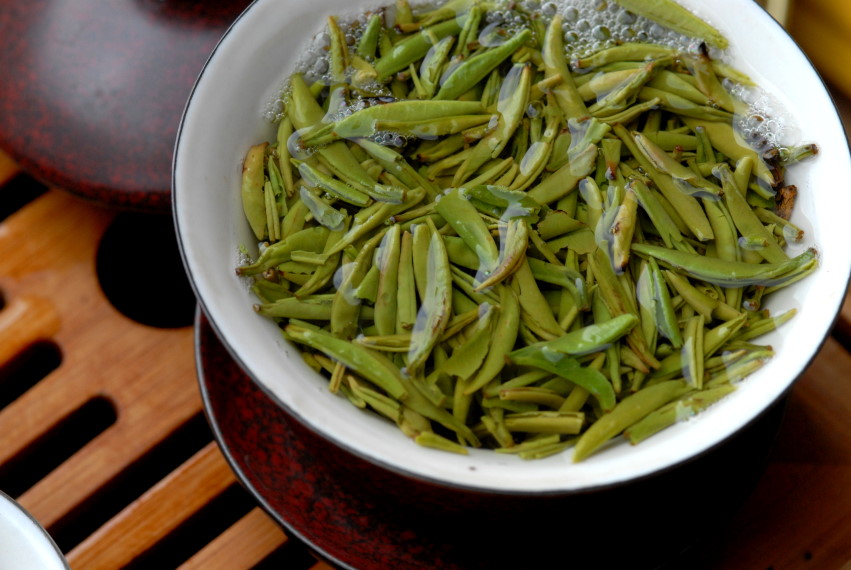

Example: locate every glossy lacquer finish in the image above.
[0,0,250,211]
[197,312,786,570]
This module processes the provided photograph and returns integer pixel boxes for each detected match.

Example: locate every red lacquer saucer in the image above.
[195,310,788,570]
[0,1,251,212]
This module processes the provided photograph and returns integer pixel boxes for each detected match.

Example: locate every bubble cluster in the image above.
[370,131,408,147]
[266,0,793,149]
[294,30,333,86]
[551,0,697,58]
[263,96,286,123]
[284,0,715,95]
[729,81,794,152]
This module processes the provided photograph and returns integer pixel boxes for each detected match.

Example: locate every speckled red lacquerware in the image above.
[196,311,787,570]
[0,1,250,212]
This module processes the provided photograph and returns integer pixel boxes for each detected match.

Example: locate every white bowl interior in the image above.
[0,491,68,570]
[174,0,851,493]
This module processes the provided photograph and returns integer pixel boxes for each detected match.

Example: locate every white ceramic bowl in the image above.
[174,0,851,494]
[0,491,68,570]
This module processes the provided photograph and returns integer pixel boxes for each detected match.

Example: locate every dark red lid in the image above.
[0,1,251,212]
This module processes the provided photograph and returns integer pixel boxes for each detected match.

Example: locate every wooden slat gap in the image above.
[66,442,236,570]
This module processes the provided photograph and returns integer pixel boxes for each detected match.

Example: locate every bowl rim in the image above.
[173,0,851,495]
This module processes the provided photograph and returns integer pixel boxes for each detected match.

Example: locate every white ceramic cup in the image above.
[174,0,851,494]
[0,491,68,569]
